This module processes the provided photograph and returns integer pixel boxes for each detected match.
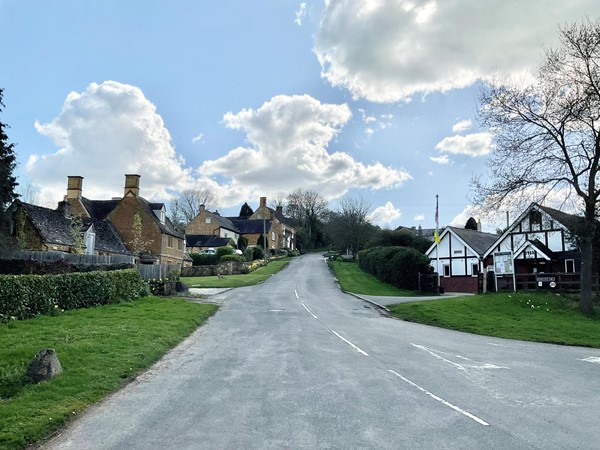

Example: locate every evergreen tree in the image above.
[239,202,254,218]
[0,88,18,221]
[464,217,478,230]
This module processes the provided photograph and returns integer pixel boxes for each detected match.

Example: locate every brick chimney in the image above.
[260,197,267,208]
[66,176,83,199]
[124,174,140,197]
[276,205,283,215]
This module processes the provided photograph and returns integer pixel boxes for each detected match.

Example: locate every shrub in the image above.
[0,269,143,320]
[216,246,234,258]
[190,253,219,266]
[243,245,264,261]
[358,246,431,291]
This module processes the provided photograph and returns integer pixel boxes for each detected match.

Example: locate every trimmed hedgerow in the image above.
[190,253,219,266]
[358,246,432,291]
[0,269,143,321]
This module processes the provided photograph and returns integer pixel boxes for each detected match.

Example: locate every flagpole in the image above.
[435,194,440,294]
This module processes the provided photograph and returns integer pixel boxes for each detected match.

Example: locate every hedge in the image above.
[358,246,431,291]
[190,253,219,266]
[0,269,144,321]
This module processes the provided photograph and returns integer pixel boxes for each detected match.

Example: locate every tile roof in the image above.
[537,204,584,232]
[447,226,499,256]
[21,203,74,247]
[186,234,232,248]
[20,202,130,254]
[230,219,271,234]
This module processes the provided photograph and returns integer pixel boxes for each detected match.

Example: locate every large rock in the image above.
[27,348,63,383]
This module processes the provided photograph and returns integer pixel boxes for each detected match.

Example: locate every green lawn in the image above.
[0,297,218,450]
[182,258,291,288]
[389,292,600,347]
[328,260,418,296]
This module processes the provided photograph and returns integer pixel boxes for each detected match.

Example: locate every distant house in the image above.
[249,197,296,251]
[227,217,272,248]
[185,205,240,246]
[185,235,234,253]
[426,226,499,293]
[396,225,439,242]
[483,202,583,279]
[9,200,129,256]
[64,174,186,265]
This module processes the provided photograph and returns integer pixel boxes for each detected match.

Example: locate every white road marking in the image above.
[294,289,300,299]
[302,303,318,319]
[330,329,369,356]
[270,309,285,312]
[580,357,600,364]
[411,344,465,370]
[389,370,490,426]
[412,344,509,370]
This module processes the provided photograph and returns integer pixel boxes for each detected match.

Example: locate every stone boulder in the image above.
[27,348,63,383]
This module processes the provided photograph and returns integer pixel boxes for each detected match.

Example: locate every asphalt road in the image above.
[43,254,600,449]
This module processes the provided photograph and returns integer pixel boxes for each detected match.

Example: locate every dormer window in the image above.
[153,208,166,224]
[205,217,212,224]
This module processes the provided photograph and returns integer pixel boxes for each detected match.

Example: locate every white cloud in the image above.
[369,201,401,226]
[192,133,204,143]
[315,0,598,102]
[435,132,493,157]
[430,155,451,165]
[199,94,412,206]
[28,81,192,205]
[295,2,307,26]
[452,119,472,133]
[414,213,425,222]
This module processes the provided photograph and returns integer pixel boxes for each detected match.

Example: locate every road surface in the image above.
[44,254,600,449]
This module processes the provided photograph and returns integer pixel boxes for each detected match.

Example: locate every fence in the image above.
[417,272,439,294]
[14,251,135,265]
[493,272,600,294]
[137,264,180,281]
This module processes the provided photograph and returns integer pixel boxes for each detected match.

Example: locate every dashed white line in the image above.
[294,289,300,299]
[302,303,318,319]
[389,370,489,426]
[329,329,369,356]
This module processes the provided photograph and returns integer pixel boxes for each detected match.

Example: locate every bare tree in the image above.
[473,19,600,315]
[169,188,216,227]
[286,188,328,246]
[269,192,287,209]
[326,196,373,259]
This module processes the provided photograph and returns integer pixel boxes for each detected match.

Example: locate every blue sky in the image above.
[1,1,597,230]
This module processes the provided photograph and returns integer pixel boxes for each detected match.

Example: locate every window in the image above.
[472,263,479,276]
[177,240,183,251]
[443,265,450,277]
[167,236,173,248]
[271,231,275,241]
[257,213,263,219]
[205,217,212,224]
[529,210,542,230]
[565,259,575,273]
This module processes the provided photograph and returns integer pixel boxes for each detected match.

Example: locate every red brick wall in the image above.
[440,276,479,293]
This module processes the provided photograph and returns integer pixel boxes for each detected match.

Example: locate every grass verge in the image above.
[388,292,600,347]
[182,258,291,288]
[0,297,218,450]
[328,260,418,296]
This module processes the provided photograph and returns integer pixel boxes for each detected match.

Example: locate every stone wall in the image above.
[182,260,252,277]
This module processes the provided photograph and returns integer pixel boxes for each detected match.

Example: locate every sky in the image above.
[1,0,598,231]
